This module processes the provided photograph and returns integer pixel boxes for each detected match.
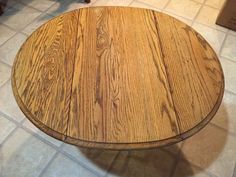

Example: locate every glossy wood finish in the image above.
[12,7,224,150]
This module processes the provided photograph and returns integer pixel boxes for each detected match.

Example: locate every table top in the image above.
[12,7,224,150]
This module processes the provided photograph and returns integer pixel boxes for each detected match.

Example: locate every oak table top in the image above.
[12,7,224,150]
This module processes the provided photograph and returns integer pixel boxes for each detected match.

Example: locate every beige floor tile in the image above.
[136,0,169,9]
[46,0,94,17]
[107,149,176,177]
[205,0,226,9]
[229,30,236,36]
[0,33,27,66]
[62,144,118,176]
[162,142,182,155]
[129,1,161,11]
[163,10,193,25]
[19,0,56,11]
[221,34,236,62]
[195,5,227,32]
[93,0,133,6]
[0,116,16,144]
[220,59,236,94]
[173,160,213,177]
[181,124,236,177]
[42,153,97,177]
[0,62,11,87]
[22,13,53,35]
[0,128,57,177]
[211,92,236,134]
[165,0,201,20]
[0,25,16,46]
[0,3,41,31]
[4,0,18,9]
[0,81,25,122]
[192,22,226,53]
[22,119,63,147]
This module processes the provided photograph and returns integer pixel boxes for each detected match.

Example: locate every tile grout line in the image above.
[0,78,11,91]
[221,56,236,64]
[18,0,60,34]
[225,89,236,96]
[37,143,67,177]
[131,0,163,11]
[18,0,56,13]
[104,151,121,177]
[161,0,172,11]
[168,142,184,177]
[58,149,103,177]
[37,151,60,177]
[0,110,102,177]
[0,2,41,34]
[0,60,12,68]
[178,141,218,177]
[192,21,228,33]
[190,0,207,26]
[0,126,18,146]
[209,122,236,138]
[0,25,18,47]
[128,0,135,6]
[0,111,59,149]
[218,30,230,57]
[233,161,236,177]
[162,0,203,21]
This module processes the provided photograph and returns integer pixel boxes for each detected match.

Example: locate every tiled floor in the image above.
[0,0,235,177]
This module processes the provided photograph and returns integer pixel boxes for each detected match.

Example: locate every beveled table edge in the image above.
[11,7,225,150]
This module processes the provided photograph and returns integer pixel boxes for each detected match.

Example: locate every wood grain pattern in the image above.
[12,7,224,150]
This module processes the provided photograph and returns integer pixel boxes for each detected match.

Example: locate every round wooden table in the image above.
[12,7,224,150]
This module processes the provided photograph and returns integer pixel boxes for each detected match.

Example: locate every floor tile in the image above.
[229,30,236,36]
[0,25,16,46]
[205,0,226,9]
[173,160,213,177]
[195,5,227,32]
[165,0,201,20]
[22,13,53,35]
[192,22,226,53]
[62,144,118,176]
[181,124,236,177]
[221,34,236,62]
[0,3,41,31]
[0,81,25,122]
[93,0,133,6]
[4,0,18,9]
[0,116,16,144]
[135,0,169,9]
[19,0,56,11]
[42,153,97,177]
[234,165,236,177]
[163,10,193,25]
[129,1,161,11]
[0,128,57,177]
[46,0,94,17]
[0,33,27,66]
[211,92,236,135]
[0,62,11,87]
[107,149,176,177]
[162,142,182,155]
[220,59,236,94]
[22,119,63,147]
